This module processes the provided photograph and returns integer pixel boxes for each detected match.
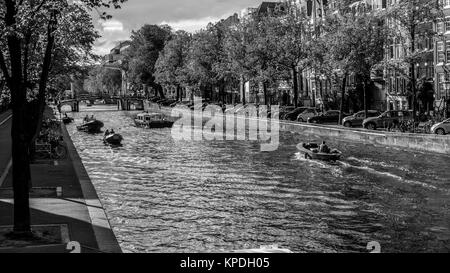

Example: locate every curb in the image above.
[60,123,122,253]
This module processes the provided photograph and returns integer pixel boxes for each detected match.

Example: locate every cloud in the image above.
[100,19,124,32]
[94,18,129,55]
[91,0,263,55]
[160,16,224,33]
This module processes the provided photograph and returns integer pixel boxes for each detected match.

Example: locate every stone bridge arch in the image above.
[59,100,79,112]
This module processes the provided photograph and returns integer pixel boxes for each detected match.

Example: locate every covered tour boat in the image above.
[77,119,104,133]
[134,112,174,129]
[297,143,342,161]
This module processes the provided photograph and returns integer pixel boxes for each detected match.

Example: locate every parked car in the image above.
[307,110,349,124]
[224,104,249,114]
[170,101,191,108]
[190,102,209,111]
[278,106,296,120]
[150,97,162,103]
[235,104,252,115]
[297,108,321,122]
[342,110,381,128]
[284,107,312,121]
[363,110,414,130]
[431,118,450,135]
[156,98,168,104]
[159,99,177,107]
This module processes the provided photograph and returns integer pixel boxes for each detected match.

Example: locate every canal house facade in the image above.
[435,0,450,117]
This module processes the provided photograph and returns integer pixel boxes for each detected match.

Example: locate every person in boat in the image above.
[110,129,115,135]
[90,115,95,121]
[84,115,89,122]
[104,129,110,137]
[319,141,331,154]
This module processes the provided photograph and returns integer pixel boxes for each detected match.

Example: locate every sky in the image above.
[92,0,265,55]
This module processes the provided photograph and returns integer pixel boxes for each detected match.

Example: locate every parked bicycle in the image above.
[34,127,67,160]
[34,136,67,160]
[41,118,61,131]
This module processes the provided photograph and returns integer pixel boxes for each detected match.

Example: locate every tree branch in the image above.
[30,12,56,144]
[0,50,11,85]
[22,30,32,86]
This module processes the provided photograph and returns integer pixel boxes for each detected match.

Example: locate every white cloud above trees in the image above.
[92,0,262,55]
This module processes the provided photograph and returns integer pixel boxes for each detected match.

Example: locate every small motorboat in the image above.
[77,119,104,133]
[297,143,342,161]
[62,116,74,124]
[103,133,123,145]
[134,112,174,129]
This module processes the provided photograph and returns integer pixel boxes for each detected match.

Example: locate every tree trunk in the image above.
[11,105,32,235]
[410,29,417,126]
[241,76,246,105]
[176,85,181,102]
[2,4,58,236]
[299,71,304,99]
[292,66,299,108]
[218,82,225,104]
[263,82,268,106]
[312,84,316,108]
[31,18,56,149]
[411,66,416,117]
[363,80,368,119]
[339,75,347,125]
[221,83,226,104]
[5,0,32,234]
[158,85,165,99]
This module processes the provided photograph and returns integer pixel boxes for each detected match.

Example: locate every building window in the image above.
[438,41,445,63]
[446,41,450,62]
[442,0,450,8]
[445,17,450,32]
[437,21,445,34]
[438,73,450,100]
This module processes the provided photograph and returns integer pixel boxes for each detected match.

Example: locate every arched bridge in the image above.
[59,99,80,112]
[58,96,146,112]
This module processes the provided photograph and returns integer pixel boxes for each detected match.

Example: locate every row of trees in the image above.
[116,0,439,120]
[148,1,388,113]
[85,66,122,97]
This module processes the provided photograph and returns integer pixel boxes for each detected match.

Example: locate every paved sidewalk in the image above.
[0,108,121,253]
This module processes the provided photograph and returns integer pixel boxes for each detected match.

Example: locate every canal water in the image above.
[66,105,450,253]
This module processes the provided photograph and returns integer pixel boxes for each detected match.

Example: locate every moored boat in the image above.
[297,143,342,161]
[77,119,104,133]
[62,117,74,124]
[134,112,174,129]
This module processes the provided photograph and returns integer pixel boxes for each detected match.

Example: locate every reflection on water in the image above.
[66,106,450,253]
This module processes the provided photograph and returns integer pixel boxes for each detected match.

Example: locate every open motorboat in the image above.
[62,116,74,124]
[77,119,104,133]
[134,112,174,129]
[297,143,342,161]
[103,133,123,145]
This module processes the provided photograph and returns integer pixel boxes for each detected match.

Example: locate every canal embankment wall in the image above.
[60,120,122,253]
[144,102,450,155]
